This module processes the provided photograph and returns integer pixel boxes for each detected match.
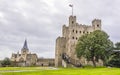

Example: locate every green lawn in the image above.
[0,67,120,75]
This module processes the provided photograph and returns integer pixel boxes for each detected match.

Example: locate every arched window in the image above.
[19,57,24,62]
[76,37,78,40]
[79,31,81,33]
[72,21,74,24]
[83,31,85,34]
[73,29,74,32]
[72,37,74,39]
[97,24,99,27]
[76,30,78,33]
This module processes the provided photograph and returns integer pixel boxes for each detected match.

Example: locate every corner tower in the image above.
[92,19,101,30]
[69,15,76,27]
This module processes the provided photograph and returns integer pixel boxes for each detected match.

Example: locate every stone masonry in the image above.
[55,15,102,67]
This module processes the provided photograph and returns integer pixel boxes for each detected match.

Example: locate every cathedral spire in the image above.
[22,39,29,50]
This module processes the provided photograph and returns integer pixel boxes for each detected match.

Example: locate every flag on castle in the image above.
[69,4,73,7]
[69,4,73,15]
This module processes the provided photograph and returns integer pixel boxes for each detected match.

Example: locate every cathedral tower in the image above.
[21,39,29,55]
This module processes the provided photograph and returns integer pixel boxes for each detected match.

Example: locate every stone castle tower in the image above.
[55,15,102,67]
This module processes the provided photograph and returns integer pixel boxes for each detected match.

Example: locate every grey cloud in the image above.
[0,0,120,59]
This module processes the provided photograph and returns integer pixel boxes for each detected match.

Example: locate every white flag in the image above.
[69,4,73,7]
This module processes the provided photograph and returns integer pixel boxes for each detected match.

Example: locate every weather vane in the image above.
[69,4,73,16]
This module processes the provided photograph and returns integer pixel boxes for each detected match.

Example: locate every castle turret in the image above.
[69,15,76,27]
[62,25,69,38]
[92,19,101,30]
[55,37,66,67]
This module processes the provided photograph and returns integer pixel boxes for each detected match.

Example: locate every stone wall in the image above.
[55,37,66,67]
[55,15,102,67]
[37,58,54,66]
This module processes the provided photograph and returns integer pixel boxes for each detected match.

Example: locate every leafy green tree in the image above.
[107,51,120,67]
[76,30,113,67]
[107,42,120,67]
[115,42,120,49]
[1,57,11,67]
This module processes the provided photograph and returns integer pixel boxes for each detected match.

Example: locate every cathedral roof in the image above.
[22,39,29,50]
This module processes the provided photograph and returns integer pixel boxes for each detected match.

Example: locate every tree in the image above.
[107,42,120,67]
[1,57,11,67]
[76,30,113,67]
[115,42,120,49]
[107,51,120,67]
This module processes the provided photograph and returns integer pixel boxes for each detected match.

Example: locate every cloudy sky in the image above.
[0,0,120,59]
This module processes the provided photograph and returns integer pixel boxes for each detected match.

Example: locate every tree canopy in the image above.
[107,42,120,67]
[1,57,11,67]
[76,30,113,67]
[115,42,120,49]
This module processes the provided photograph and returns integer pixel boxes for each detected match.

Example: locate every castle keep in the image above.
[55,15,102,67]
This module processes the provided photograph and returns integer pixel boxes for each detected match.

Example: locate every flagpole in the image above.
[72,5,73,16]
[69,4,73,16]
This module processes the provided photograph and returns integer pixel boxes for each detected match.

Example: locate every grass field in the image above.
[0,67,120,75]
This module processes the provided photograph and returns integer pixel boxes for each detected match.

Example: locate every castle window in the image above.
[83,31,85,34]
[73,29,74,32]
[72,21,74,24]
[76,30,78,33]
[97,24,99,27]
[72,37,74,39]
[79,31,81,33]
[76,37,78,40]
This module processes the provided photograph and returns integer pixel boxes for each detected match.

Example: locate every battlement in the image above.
[92,19,101,23]
[78,24,92,28]
[69,15,76,19]
[62,16,101,40]
[68,16,101,29]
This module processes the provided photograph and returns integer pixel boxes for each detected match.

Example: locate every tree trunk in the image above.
[92,58,96,67]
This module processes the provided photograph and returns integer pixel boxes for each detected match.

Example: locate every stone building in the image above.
[55,15,103,67]
[11,40,55,67]
[11,40,38,66]
[37,58,54,66]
